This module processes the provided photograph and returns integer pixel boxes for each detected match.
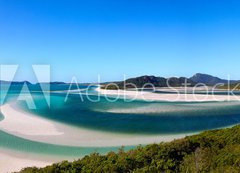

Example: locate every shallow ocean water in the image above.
[0,84,240,158]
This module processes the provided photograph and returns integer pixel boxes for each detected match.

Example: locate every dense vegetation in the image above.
[19,125,240,173]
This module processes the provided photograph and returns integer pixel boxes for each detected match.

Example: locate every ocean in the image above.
[0,84,240,160]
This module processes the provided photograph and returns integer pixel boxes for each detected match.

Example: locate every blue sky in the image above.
[0,0,240,82]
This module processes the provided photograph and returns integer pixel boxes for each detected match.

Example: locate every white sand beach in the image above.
[0,104,64,136]
[0,149,54,173]
[0,103,189,147]
[96,87,240,102]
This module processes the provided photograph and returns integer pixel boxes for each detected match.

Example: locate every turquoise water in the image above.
[0,113,3,121]
[0,85,129,158]
[0,84,240,159]
[0,129,134,158]
[23,93,240,134]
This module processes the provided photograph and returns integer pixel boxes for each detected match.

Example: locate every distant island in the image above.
[101,73,240,90]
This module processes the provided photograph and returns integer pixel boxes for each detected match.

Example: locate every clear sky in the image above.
[0,0,240,83]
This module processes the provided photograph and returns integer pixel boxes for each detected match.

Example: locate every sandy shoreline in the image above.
[96,87,240,102]
[0,148,54,173]
[0,103,189,147]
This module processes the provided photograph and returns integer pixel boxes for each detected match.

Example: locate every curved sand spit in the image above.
[0,103,188,147]
[96,87,240,102]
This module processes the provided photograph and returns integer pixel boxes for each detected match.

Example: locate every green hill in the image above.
[101,75,195,90]
[189,73,231,85]
[101,73,240,90]
[19,125,240,173]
